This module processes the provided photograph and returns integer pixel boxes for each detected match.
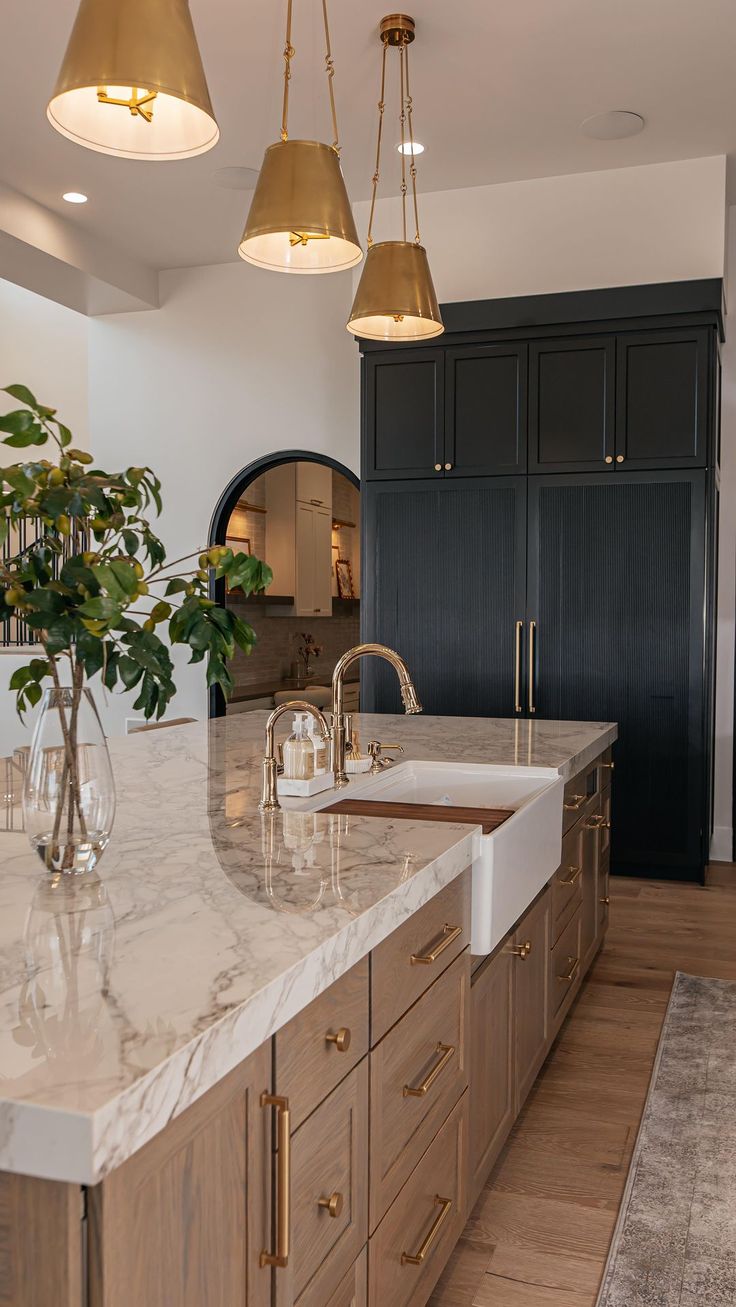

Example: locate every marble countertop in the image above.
[0,711,615,1185]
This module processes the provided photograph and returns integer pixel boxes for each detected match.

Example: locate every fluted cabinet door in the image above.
[361,479,526,717]
[527,471,707,875]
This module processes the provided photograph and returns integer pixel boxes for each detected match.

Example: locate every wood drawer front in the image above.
[597,747,614,792]
[370,950,469,1230]
[513,887,551,1114]
[324,1249,367,1307]
[562,762,599,833]
[277,1061,368,1307]
[549,908,582,1025]
[551,821,584,941]
[371,872,470,1043]
[598,851,610,934]
[275,958,369,1131]
[368,1090,468,1307]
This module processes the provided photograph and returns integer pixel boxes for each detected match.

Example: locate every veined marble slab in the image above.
[0,712,615,1185]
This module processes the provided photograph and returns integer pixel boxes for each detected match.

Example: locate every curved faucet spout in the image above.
[331,643,422,787]
[259,700,330,813]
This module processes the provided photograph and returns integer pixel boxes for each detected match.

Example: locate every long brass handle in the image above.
[564,793,586,812]
[557,956,580,984]
[401,1195,453,1265]
[514,620,523,714]
[510,939,532,959]
[404,1043,455,1098]
[558,864,582,886]
[325,1027,351,1052]
[260,1094,291,1269]
[528,620,537,714]
[411,923,462,965]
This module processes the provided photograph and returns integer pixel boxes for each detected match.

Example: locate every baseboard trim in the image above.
[710,826,733,863]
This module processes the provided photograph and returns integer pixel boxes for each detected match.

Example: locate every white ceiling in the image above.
[2,0,736,273]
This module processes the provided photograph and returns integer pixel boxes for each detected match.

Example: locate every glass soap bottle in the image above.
[306,715,328,775]
[282,713,316,781]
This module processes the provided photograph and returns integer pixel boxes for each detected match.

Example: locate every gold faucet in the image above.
[259,701,331,813]
[331,643,422,787]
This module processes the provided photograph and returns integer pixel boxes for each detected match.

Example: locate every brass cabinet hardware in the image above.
[604,455,613,464]
[259,1094,291,1268]
[318,1191,344,1219]
[584,814,611,831]
[401,1195,453,1265]
[557,955,580,984]
[325,1027,351,1053]
[510,939,532,960]
[403,1042,455,1097]
[558,864,582,886]
[601,760,615,771]
[528,620,537,714]
[514,620,523,714]
[600,895,610,905]
[616,454,625,463]
[563,794,586,812]
[410,923,462,965]
[444,462,452,470]
[434,463,442,471]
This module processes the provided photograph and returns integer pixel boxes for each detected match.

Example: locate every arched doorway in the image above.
[208,451,360,719]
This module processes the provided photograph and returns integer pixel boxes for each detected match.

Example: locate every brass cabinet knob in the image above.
[325,1027,351,1053]
[604,455,613,464]
[510,939,532,960]
[616,454,624,463]
[318,1191,344,1219]
[434,463,442,471]
[444,462,452,470]
[600,895,610,905]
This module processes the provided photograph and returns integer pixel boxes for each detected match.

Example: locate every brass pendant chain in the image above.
[281,0,294,142]
[399,43,408,243]
[322,0,340,153]
[403,40,421,244]
[366,39,388,248]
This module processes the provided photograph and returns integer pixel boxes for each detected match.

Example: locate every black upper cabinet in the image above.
[363,349,444,479]
[615,329,710,468]
[445,344,528,476]
[528,337,615,472]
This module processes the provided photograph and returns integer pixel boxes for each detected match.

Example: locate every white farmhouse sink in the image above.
[299,760,564,955]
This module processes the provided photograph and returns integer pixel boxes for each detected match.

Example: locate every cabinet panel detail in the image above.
[529,337,615,471]
[469,945,515,1205]
[616,329,709,467]
[513,888,551,1113]
[445,344,527,475]
[364,350,444,479]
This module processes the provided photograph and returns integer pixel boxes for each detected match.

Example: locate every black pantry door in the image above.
[361,478,526,717]
[526,471,707,875]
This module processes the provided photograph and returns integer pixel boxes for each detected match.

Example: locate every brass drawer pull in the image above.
[558,864,582,886]
[564,793,586,812]
[401,1195,453,1265]
[403,1042,455,1098]
[410,923,462,966]
[600,895,610,905]
[318,1191,344,1219]
[510,939,532,960]
[259,1094,291,1269]
[557,956,580,985]
[601,760,615,771]
[325,1027,351,1052]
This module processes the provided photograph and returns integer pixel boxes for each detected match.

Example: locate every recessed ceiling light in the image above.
[581,111,645,141]
[397,141,424,156]
[62,191,88,204]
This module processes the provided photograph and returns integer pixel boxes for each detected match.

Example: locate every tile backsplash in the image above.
[228,603,360,689]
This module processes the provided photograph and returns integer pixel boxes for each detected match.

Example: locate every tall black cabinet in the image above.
[359,281,724,881]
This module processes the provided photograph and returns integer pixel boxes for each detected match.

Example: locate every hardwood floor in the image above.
[430,866,736,1307]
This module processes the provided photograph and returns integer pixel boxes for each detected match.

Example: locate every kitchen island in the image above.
[0,711,616,1307]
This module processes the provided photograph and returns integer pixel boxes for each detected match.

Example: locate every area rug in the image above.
[596,972,736,1306]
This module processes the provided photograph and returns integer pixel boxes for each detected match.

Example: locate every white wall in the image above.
[88,261,358,731]
[354,156,727,302]
[0,279,89,755]
[712,206,736,860]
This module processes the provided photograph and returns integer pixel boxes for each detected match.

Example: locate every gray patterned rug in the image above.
[597,972,736,1307]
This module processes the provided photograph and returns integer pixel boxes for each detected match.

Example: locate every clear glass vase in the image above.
[23,687,116,875]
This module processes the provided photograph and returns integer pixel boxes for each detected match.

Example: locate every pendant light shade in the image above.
[239,140,362,274]
[347,241,442,340]
[238,0,362,274]
[47,0,219,161]
[348,15,443,340]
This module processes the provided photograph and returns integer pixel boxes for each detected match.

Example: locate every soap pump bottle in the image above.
[282,713,316,781]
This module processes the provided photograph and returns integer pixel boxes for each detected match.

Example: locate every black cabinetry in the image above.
[359,280,723,881]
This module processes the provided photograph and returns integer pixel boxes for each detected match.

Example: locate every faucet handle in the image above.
[368,741,404,774]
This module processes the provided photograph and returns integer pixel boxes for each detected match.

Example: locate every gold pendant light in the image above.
[47,0,219,161]
[348,15,443,341]
[239,0,362,274]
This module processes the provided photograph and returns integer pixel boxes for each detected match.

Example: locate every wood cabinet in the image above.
[511,888,551,1112]
[266,463,333,615]
[296,460,333,507]
[529,336,615,472]
[89,1041,271,1307]
[469,945,514,1205]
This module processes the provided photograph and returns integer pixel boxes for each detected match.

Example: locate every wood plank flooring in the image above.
[430,866,736,1307]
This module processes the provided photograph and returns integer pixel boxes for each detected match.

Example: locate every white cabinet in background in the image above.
[296,461,332,508]
[266,463,333,617]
